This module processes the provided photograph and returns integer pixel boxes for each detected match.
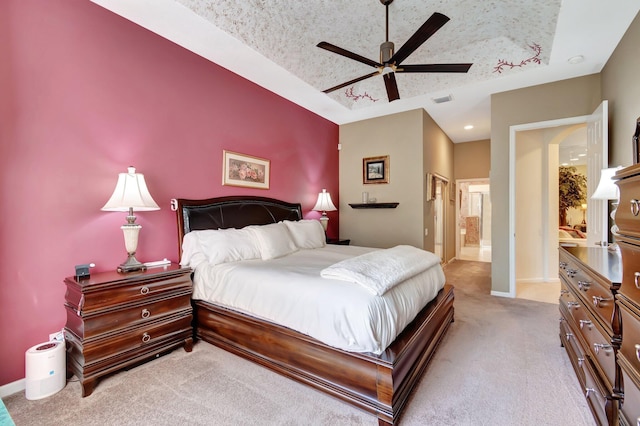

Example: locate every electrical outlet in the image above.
[424,228,429,236]
[49,330,65,342]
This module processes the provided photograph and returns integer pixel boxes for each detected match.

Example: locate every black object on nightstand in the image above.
[327,238,350,245]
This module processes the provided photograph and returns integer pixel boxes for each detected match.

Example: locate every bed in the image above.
[175,196,454,425]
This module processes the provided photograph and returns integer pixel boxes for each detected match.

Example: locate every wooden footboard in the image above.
[195,284,454,425]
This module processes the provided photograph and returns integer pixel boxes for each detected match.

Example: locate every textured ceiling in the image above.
[176,0,559,109]
[91,0,640,142]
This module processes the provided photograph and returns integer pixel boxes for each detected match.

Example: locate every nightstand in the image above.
[327,238,350,245]
[64,264,193,397]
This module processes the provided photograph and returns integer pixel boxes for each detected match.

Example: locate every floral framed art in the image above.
[222,150,270,189]
[363,155,389,184]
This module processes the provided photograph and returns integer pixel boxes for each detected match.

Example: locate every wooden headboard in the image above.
[175,196,303,260]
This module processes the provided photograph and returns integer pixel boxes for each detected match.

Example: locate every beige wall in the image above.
[454,139,490,180]
[339,109,425,249]
[339,109,455,261]
[602,11,640,168]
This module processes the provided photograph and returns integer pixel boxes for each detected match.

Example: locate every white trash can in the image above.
[25,341,66,400]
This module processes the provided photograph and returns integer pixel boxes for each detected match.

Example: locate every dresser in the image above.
[64,264,193,397]
[613,164,640,426]
[558,246,621,425]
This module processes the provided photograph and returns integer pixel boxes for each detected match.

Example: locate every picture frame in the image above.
[222,150,270,189]
[426,173,434,201]
[363,155,390,184]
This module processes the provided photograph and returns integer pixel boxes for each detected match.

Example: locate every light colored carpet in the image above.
[3,260,595,425]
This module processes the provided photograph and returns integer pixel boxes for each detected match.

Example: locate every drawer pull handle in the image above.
[140,286,150,295]
[592,296,612,308]
[559,261,567,269]
[141,309,151,319]
[635,272,640,289]
[631,199,640,216]
[593,343,613,355]
[566,268,578,278]
[577,281,591,291]
[585,387,597,398]
[579,319,592,330]
[142,332,151,343]
[635,344,640,362]
[560,289,569,295]
[565,332,573,341]
[567,301,580,309]
[578,357,584,368]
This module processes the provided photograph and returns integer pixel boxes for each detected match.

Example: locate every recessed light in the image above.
[561,162,569,166]
[578,153,586,157]
[568,55,584,64]
[464,125,474,130]
[570,157,579,161]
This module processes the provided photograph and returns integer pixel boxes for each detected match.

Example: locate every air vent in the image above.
[432,95,453,104]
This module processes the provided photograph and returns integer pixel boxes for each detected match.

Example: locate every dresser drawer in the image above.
[618,296,640,374]
[619,352,640,426]
[559,254,616,335]
[65,267,192,314]
[615,172,640,239]
[66,313,192,372]
[618,237,640,305]
[561,293,617,391]
[560,315,587,386]
[64,292,192,340]
[583,356,618,426]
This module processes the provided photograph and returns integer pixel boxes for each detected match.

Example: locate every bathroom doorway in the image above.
[456,179,491,262]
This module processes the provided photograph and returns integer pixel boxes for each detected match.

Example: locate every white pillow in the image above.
[248,222,298,260]
[282,219,326,249]
[191,228,261,265]
[180,232,208,268]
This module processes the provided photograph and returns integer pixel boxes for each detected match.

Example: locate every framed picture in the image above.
[222,150,270,189]
[363,155,390,184]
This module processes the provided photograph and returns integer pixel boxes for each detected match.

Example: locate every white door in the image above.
[586,101,609,247]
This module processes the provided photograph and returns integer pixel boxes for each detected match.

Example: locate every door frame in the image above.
[455,178,491,260]
[505,114,594,298]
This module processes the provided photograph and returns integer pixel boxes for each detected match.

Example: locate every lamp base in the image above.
[117,253,147,273]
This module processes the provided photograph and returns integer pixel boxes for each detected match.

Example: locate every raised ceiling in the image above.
[90,0,640,142]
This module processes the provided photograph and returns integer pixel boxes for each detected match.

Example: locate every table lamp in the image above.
[312,189,337,231]
[102,167,160,272]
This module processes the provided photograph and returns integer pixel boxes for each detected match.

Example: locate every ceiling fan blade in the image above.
[317,42,382,68]
[390,12,450,65]
[399,63,473,73]
[383,73,400,102]
[323,71,380,93]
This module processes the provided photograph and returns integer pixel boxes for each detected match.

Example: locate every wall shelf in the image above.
[348,202,399,209]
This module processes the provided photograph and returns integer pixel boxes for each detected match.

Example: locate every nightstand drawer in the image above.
[64,292,192,340]
[66,313,192,372]
[65,269,191,314]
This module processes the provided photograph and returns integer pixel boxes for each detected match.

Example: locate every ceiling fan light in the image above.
[381,66,394,75]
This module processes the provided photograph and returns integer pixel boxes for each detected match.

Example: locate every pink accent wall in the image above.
[0,0,338,386]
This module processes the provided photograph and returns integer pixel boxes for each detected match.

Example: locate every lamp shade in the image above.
[102,167,160,212]
[591,167,620,201]
[312,189,337,212]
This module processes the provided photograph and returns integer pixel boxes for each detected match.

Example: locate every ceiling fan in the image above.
[317,0,472,102]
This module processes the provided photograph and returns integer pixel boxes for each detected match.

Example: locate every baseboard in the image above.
[0,379,25,399]
[491,290,515,298]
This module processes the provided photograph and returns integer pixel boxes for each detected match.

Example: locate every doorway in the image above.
[456,179,491,262]
[505,102,608,299]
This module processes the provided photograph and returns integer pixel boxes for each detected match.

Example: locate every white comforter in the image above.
[192,245,445,355]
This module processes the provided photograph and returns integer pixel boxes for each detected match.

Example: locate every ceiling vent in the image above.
[432,94,453,104]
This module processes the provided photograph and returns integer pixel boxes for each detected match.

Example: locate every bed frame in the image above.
[176,196,454,425]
